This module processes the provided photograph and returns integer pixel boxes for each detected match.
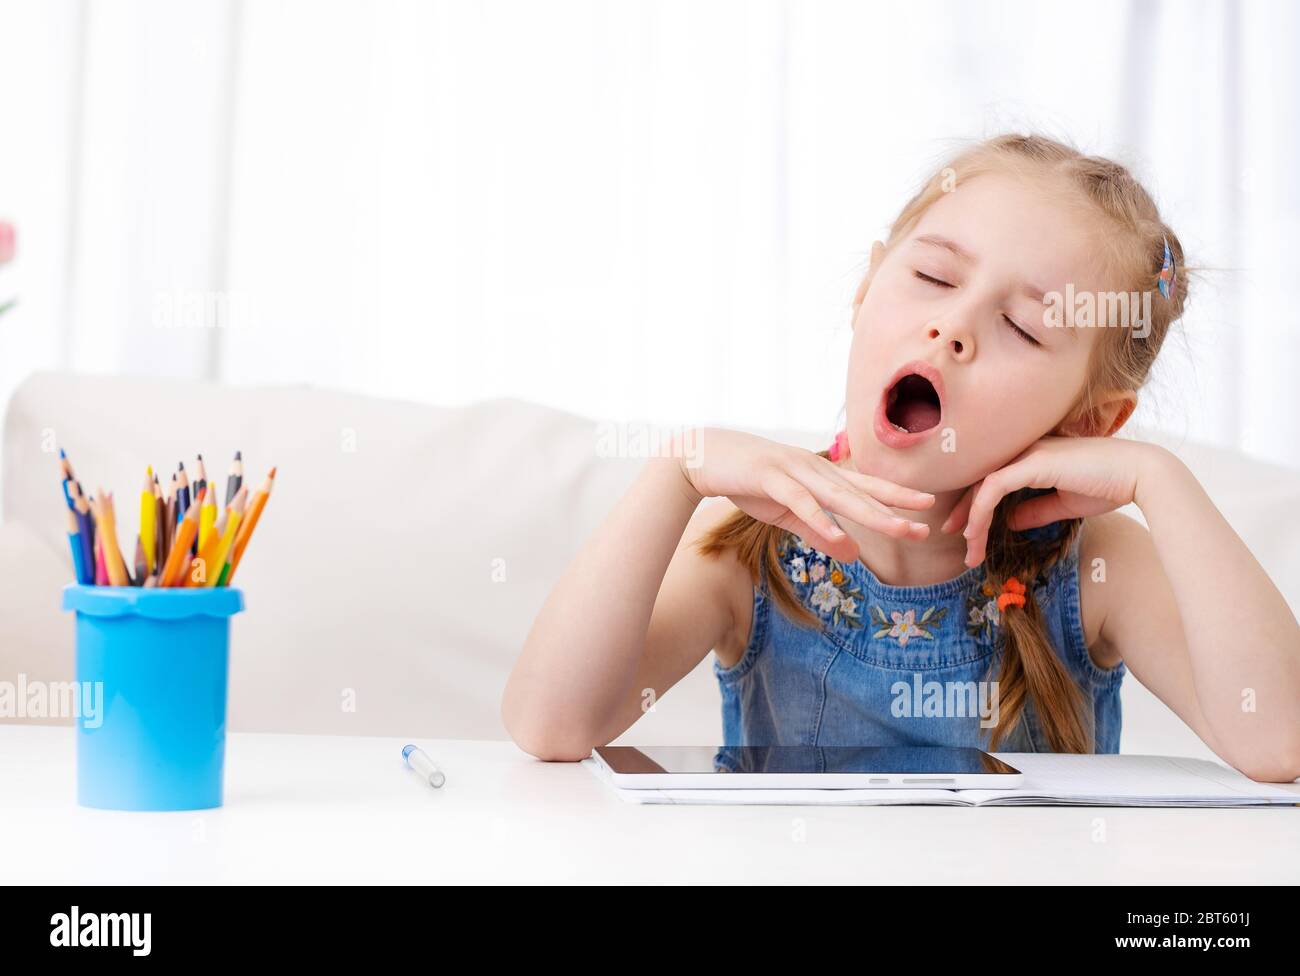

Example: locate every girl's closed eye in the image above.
[913,269,952,288]
[1002,313,1040,347]
[913,269,1042,347]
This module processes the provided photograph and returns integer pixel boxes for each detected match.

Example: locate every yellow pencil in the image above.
[205,487,246,587]
[140,466,157,575]
[192,499,227,586]
[198,488,218,553]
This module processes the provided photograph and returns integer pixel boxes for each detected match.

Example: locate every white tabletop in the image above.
[5,725,1298,884]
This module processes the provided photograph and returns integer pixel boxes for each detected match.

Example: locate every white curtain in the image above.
[2,0,1297,465]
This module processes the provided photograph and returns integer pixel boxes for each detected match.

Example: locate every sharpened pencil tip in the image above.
[234,450,242,460]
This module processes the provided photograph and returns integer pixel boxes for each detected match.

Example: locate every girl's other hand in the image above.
[675,427,935,564]
[941,435,1168,567]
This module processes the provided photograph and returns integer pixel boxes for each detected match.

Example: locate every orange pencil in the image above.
[91,490,130,586]
[159,487,203,587]
[225,467,275,584]
[190,497,229,587]
[181,502,219,586]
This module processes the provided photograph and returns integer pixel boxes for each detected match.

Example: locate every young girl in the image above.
[502,134,1300,782]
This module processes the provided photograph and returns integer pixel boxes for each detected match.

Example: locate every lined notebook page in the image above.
[966,753,1300,807]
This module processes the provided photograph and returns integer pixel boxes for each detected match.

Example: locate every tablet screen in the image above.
[595,745,1020,776]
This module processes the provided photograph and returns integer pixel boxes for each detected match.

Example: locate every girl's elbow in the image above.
[501,699,597,762]
[508,726,596,762]
[1233,742,1300,783]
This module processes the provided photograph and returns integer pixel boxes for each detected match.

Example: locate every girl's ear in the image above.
[852,241,888,317]
[1056,391,1138,438]
[1102,395,1138,437]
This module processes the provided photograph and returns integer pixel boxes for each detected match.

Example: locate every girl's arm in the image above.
[501,457,729,761]
[502,429,936,761]
[1096,450,1300,781]
[955,436,1300,782]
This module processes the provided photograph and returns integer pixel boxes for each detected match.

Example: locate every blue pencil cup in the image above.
[61,584,245,811]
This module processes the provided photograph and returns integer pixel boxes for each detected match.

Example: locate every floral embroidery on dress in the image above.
[965,578,1002,642]
[780,534,865,628]
[868,604,948,646]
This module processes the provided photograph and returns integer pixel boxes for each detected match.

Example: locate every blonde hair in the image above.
[697,133,1190,753]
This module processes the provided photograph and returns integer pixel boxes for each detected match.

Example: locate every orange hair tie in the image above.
[996,576,1027,612]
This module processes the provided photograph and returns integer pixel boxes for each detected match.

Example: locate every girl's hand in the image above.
[677,428,935,564]
[941,435,1166,567]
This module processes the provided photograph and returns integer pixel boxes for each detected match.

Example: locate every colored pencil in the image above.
[177,463,191,524]
[66,508,88,584]
[158,487,203,588]
[132,536,147,586]
[192,493,230,587]
[69,481,95,581]
[225,467,275,585]
[94,530,107,585]
[164,475,177,555]
[225,450,243,506]
[194,454,207,504]
[58,448,75,510]
[198,489,218,553]
[153,474,166,577]
[140,467,157,575]
[204,487,246,587]
[182,498,217,587]
[91,490,130,587]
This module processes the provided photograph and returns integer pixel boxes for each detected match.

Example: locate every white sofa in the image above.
[4,371,1299,764]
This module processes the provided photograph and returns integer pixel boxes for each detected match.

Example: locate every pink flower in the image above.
[889,609,918,646]
[0,222,14,265]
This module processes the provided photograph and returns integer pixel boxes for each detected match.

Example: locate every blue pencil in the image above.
[66,508,89,584]
[58,448,74,510]
[70,481,96,580]
[177,462,191,521]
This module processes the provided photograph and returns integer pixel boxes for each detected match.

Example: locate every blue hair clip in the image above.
[1157,236,1176,298]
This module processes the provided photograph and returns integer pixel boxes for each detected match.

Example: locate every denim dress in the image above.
[713,520,1126,754]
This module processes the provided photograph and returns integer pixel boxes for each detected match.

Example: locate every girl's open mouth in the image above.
[884,373,943,434]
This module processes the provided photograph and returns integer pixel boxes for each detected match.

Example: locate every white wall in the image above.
[1,0,1297,465]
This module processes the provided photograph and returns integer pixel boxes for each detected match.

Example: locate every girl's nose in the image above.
[927,322,975,362]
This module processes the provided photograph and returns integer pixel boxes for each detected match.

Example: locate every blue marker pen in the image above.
[402,744,446,788]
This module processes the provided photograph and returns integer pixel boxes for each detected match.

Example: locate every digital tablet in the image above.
[590,745,1023,789]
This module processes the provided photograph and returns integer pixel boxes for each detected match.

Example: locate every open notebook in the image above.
[582,752,1300,807]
